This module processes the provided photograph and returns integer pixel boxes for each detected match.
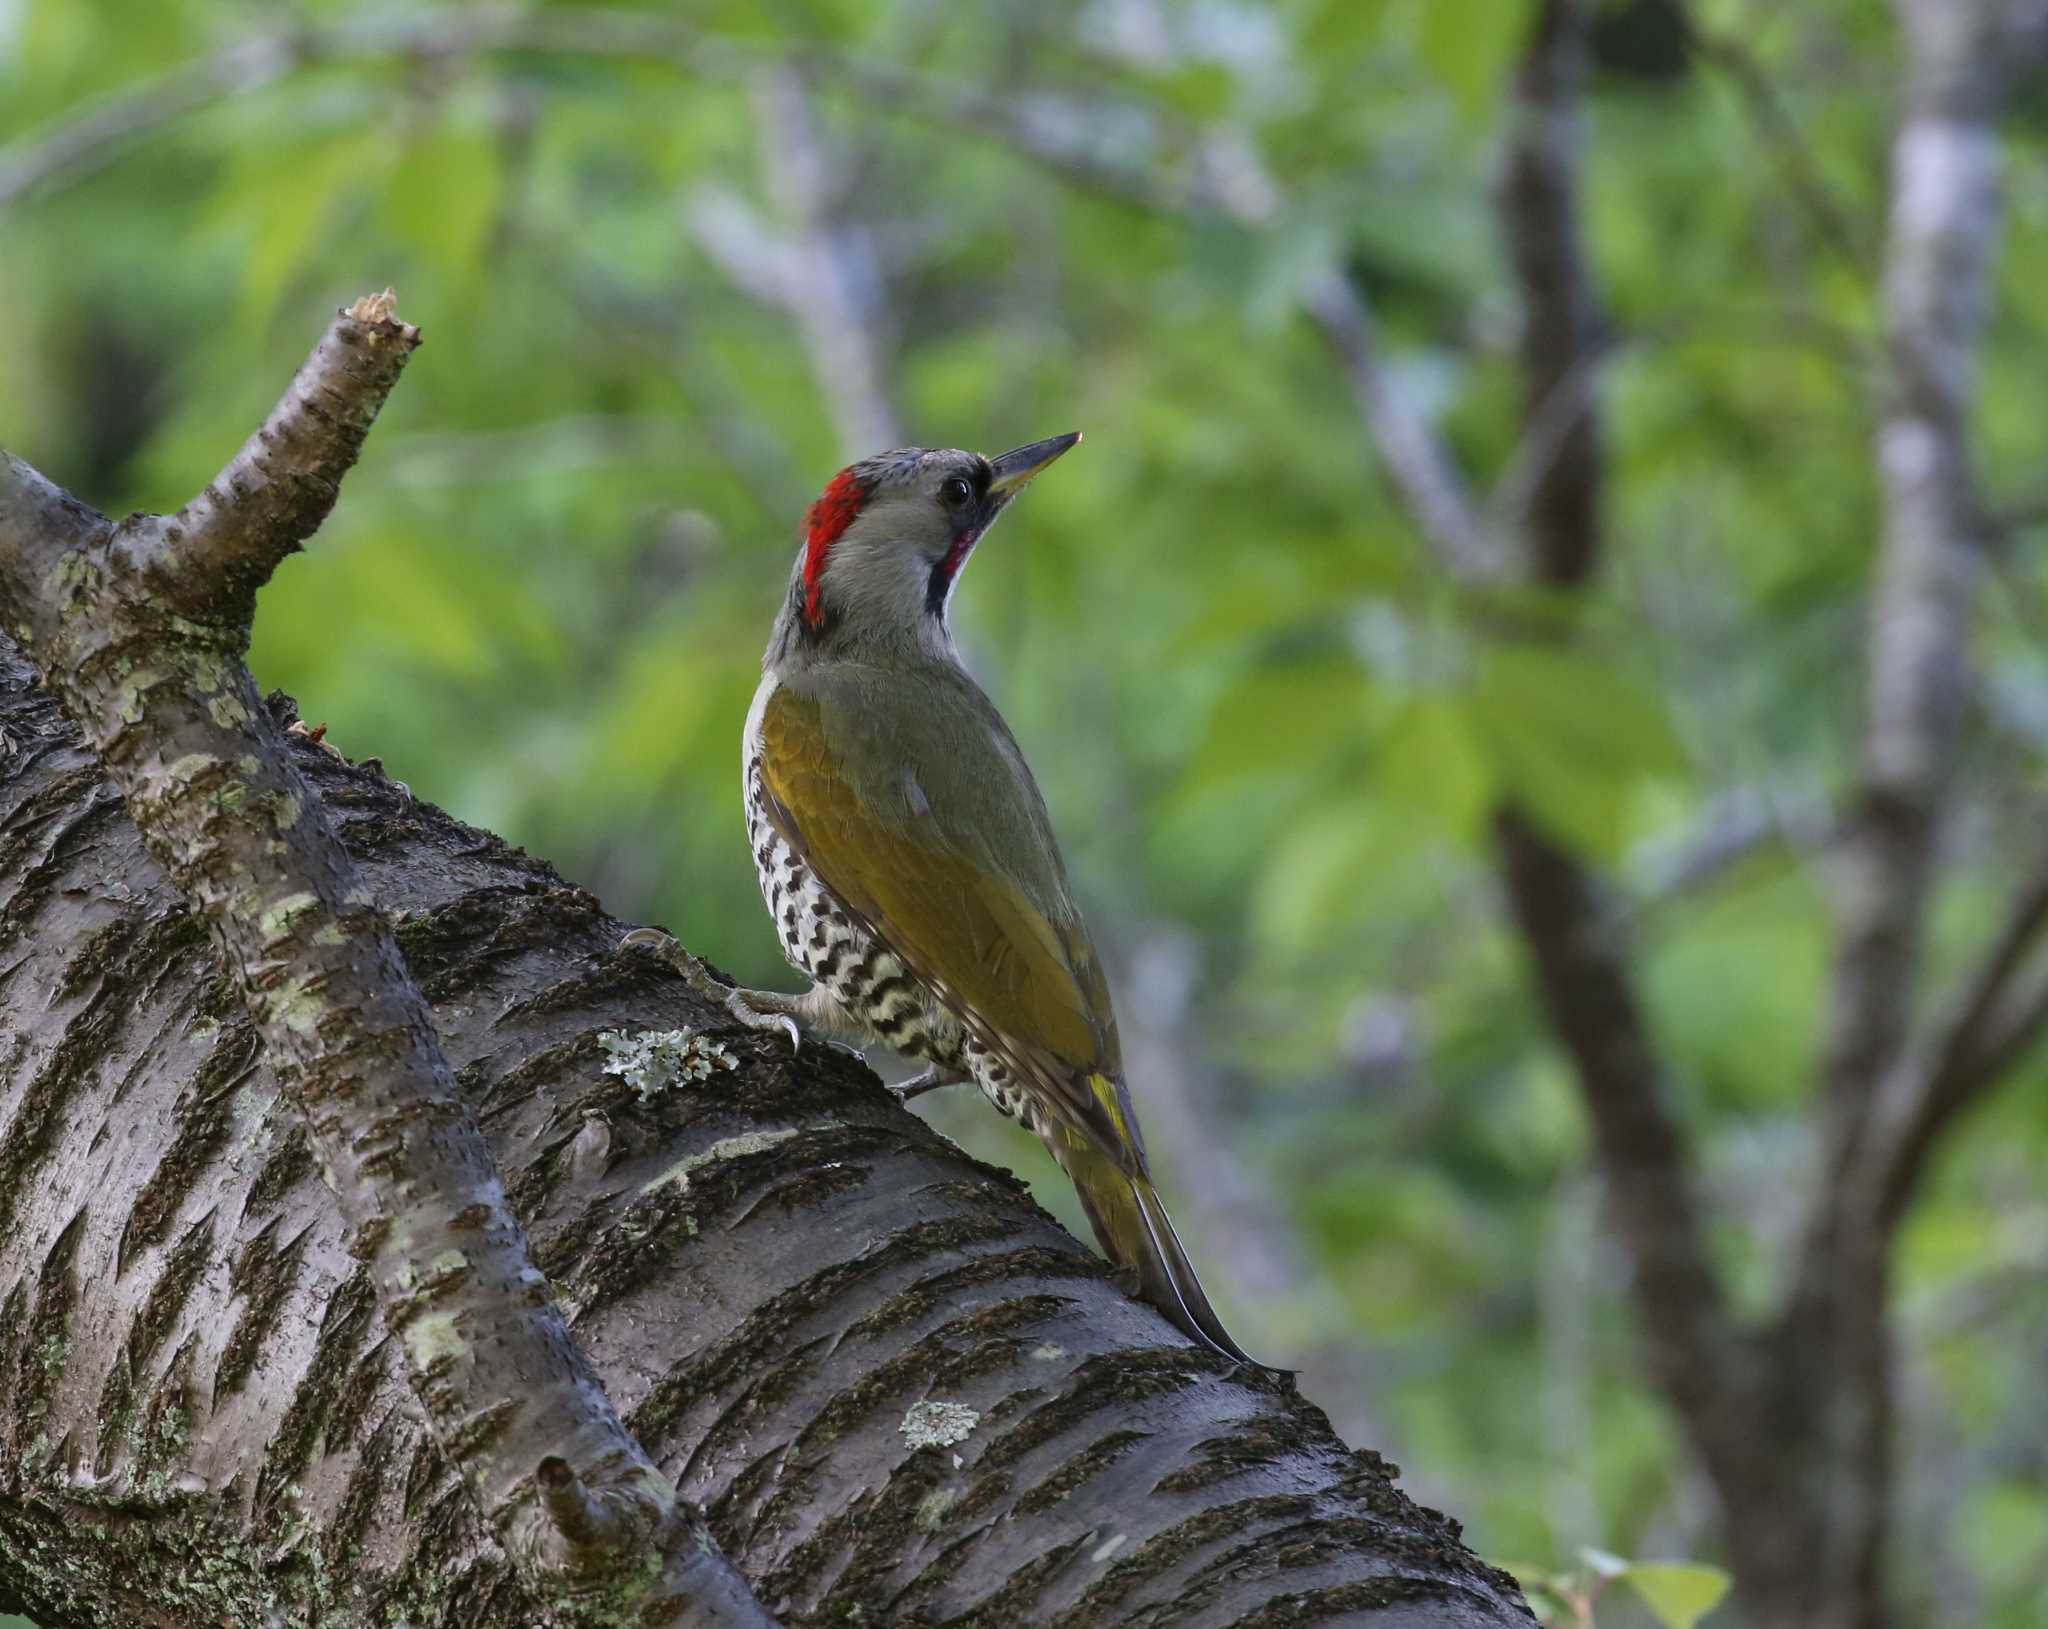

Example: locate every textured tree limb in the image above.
[1490,810,1753,1455]
[0,293,1532,1625]
[1769,9,2048,1622]
[1481,0,1789,1563]
[0,296,777,1628]
[1494,0,1605,593]
[0,643,1532,1626]
[157,290,422,623]
[1806,0,2027,1281]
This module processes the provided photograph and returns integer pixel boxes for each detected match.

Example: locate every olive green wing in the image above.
[757,684,1145,1177]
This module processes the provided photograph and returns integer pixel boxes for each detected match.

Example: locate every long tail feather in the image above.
[1066,1140,1261,1367]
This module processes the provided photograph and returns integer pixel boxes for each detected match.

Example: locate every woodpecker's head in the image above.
[771,433,1080,662]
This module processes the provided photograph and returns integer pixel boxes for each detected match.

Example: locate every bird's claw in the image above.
[743,1003,802,1053]
[620,928,801,1052]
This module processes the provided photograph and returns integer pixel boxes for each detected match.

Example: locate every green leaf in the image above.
[1182,659,1372,792]
[1467,641,1687,858]
[1419,0,1536,121]
[1253,800,1389,955]
[1303,0,1401,63]
[1642,861,1826,1111]
[1623,1562,1732,1629]
[382,130,502,286]
[1378,694,1494,841]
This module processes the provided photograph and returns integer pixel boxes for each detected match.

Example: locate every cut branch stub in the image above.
[0,296,778,1629]
[155,290,420,625]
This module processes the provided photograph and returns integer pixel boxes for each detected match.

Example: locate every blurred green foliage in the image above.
[7,1,2048,1624]
[1509,1548,1732,1629]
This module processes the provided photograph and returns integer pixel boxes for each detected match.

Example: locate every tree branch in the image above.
[1482,0,1759,1502]
[0,12,735,209]
[1491,811,1754,1480]
[1870,844,2048,1228]
[159,289,420,621]
[1771,11,2046,1616]
[0,297,776,1628]
[1682,18,1873,266]
[1808,0,2027,1265]
[0,635,1534,1625]
[1300,271,1503,585]
[1494,0,1606,592]
[687,67,904,456]
[0,8,1205,222]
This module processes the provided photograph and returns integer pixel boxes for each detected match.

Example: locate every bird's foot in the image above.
[620,928,801,1051]
[889,1065,972,1104]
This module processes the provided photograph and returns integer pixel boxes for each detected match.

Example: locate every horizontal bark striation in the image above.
[0,640,1526,1627]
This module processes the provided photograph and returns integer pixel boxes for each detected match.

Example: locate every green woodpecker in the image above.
[631,435,1254,1365]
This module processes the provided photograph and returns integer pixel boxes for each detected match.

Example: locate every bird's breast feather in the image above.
[757,682,1115,1075]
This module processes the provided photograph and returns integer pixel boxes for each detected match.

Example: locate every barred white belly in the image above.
[745,754,1027,1123]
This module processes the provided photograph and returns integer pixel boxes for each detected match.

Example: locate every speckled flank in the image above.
[744,744,1033,1126]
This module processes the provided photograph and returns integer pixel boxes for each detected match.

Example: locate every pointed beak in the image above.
[986,431,1082,499]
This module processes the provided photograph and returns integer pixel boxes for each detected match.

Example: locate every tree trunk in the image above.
[0,637,1528,1626]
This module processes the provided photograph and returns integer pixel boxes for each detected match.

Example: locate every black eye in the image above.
[941,477,972,507]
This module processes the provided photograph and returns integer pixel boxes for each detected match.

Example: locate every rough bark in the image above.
[1,295,774,1628]
[0,644,1528,1627]
[0,307,1531,1624]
